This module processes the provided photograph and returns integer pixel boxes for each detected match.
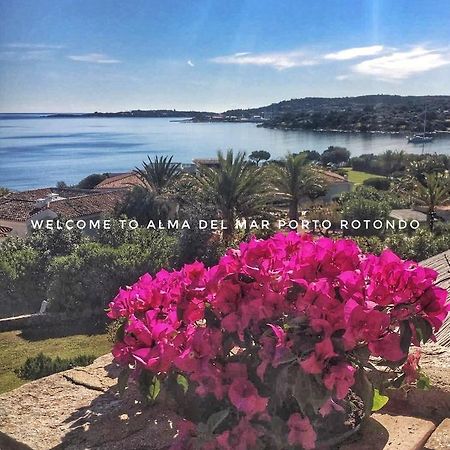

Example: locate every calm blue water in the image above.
[1,114,449,190]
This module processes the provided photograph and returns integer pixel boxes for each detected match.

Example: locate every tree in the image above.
[193,150,270,239]
[134,155,181,195]
[116,186,171,225]
[379,150,405,175]
[321,146,350,166]
[413,172,450,231]
[299,150,321,162]
[77,173,109,189]
[249,150,271,166]
[270,153,325,220]
[128,155,183,223]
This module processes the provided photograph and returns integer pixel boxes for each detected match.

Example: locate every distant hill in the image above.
[46,95,450,133]
[223,95,450,133]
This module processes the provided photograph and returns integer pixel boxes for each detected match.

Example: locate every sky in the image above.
[0,0,449,112]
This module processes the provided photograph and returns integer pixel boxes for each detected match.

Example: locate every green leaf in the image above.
[148,376,161,401]
[413,318,433,344]
[417,372,431,390]
[176,374,189,394]
[117,368,130,396]
[353,368,373,416]
[400,321,412,355]
[372,389,389,411]
[206,409,229,433]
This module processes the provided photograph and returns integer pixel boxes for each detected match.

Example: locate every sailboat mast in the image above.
[422,107,426,154]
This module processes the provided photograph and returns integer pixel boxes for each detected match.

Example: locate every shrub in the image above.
[108,232,448,449]
[16,353,95,380]
[77,173,109,189]
[363,177,391,190]
[0,238,46,317]
[341,196,390,236]
[48,232,176,313]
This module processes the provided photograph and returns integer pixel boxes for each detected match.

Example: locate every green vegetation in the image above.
[342,168,385,184]
[48,232,176,313]
[249,95,450,133]
[194,150,271,239]
[76,173,109,189]
[0,331,110,393]
[321,146,350,165]
[133,154,181,194]
[249,150,271,165]
[16,352,95,380]
[271,153,326,220]
[412,172,450,231]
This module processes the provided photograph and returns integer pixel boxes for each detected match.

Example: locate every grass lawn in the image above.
[342,168,385,185]
[0,331,111,394]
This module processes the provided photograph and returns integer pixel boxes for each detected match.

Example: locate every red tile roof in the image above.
[315,169,349,184]
[0,188,126,222]
[46,191,126,218]
[96,172,142,189]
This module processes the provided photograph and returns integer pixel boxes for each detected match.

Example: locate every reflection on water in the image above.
[0,116,449,190]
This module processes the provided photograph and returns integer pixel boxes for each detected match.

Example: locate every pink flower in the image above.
[402,349,421,383]
[300,338,336,374]
[190,362,225,400]
[343,303,390,349]
[228,378,268,417]
[319,397,344,417]
[323,363,356,400]
[287,413,317,450]
[368,332,405,361]
[216,418,260,450]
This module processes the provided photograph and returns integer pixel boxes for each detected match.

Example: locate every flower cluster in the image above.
[108,232,448,449]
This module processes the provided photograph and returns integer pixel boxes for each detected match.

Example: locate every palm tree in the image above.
[194,150,270,239]
[413,172,450,231]
[128,155,182,222]
[270,153,325,220]
[134,155,182,195]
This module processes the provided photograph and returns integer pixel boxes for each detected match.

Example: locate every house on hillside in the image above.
[315,170,353,201]
[0,188,126,238]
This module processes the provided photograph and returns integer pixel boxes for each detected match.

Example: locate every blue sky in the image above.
[0,0,449,112]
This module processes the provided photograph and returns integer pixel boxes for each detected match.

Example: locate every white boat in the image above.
[408,135,433,144]
[407,108,433,146]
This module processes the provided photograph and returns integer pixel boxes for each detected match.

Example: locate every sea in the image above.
[1,113,449,190]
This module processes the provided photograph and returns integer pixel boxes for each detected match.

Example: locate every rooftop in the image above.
[0,188,126,222]
[95,173,142,189]
[315,169,349,184]
[390,209,428,222]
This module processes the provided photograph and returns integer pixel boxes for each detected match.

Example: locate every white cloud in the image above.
[336,74,350,81]
[324,45,384,60]
[0,49,54,61]
[68,53,121,64]
[210,50,317,70]
[353,46,450,80]
[187,60,195,67]
[4,43,64,49]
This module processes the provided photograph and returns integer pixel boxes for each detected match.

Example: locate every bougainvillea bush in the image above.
[108,232,449,449]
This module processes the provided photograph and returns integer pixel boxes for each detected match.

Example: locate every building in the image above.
[389,209,428,223]
[315,169,353,201]
[0,188,126,238]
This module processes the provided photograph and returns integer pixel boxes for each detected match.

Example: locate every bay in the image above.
[1,115,449,190]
